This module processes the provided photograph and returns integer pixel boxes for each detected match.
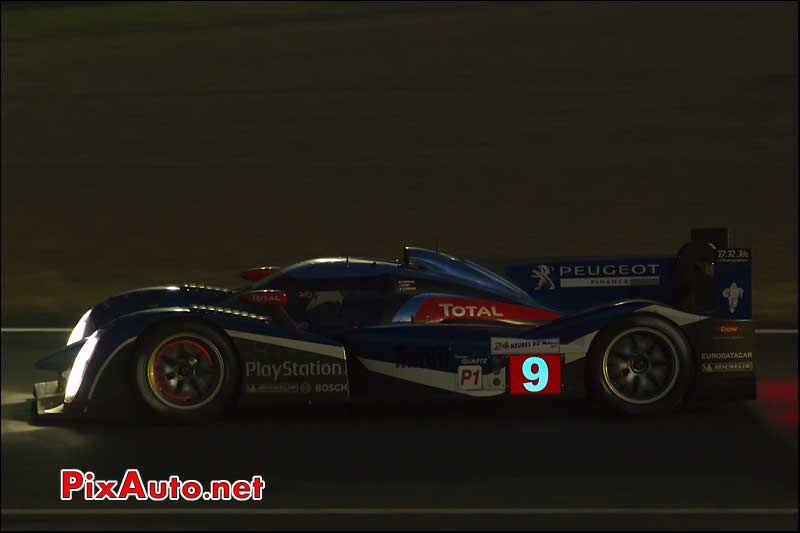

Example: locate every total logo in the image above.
[412,297,560,324]
[438,303,504,318]
[245,360,343,381]
[240,290,287,305]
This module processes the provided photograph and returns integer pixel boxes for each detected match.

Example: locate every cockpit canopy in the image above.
[243,247,541,330]
[402,247,534,306]
[254,247,534,307]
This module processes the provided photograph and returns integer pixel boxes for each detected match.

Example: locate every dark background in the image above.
[1,1,797,325]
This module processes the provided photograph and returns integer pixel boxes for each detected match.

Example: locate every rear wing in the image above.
[505,228,752,320]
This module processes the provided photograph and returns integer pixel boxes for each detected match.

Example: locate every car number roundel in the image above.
[509,355,561,395]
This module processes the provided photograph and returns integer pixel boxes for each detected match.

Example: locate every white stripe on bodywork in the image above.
[87,337,138,399]
[560,331,599,364]
[225,330,345,360]
[558,305,707,365]
[357,357,504,397]
[359,332,601,393]
[635,305,708,326]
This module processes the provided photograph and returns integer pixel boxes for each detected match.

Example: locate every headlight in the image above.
[67,309,93,346]
[64,331,99,403]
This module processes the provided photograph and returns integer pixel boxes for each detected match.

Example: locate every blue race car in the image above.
[33,229,756,420]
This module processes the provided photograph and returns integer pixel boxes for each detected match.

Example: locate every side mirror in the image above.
[240,290,288,306]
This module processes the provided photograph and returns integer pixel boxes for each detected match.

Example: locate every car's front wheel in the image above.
[586,314,695,416]
[134,320,239,421]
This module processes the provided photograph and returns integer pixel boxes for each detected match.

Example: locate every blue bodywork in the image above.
[33,245,756,418]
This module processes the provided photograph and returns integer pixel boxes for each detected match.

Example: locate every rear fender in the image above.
[520,301,708,368]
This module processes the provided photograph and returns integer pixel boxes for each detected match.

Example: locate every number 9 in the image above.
[522,356,549,392]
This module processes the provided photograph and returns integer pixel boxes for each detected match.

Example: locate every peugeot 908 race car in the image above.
[33,229,756,421]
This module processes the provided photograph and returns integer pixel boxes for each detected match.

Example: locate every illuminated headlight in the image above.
[64,331,100,403]
[67,309,93,346]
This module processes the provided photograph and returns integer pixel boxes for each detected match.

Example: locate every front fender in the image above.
[73,305,340,412]
[69,307,194,409]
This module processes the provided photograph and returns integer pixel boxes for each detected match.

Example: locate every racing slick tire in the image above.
[586,314,695,416]
[134,320,240,421]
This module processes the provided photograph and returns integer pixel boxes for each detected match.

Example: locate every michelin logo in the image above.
[700,351,753,373]
[722,282,744,314]
[702,361,753,373]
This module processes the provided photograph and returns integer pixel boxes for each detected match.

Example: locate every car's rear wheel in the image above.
[586,314,694,416]
[134,321,239,421]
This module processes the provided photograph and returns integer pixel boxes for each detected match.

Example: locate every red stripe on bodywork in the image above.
[240,266,281,282]
[413,297,559,324]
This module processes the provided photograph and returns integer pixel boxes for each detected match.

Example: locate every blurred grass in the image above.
[1,1,797,325]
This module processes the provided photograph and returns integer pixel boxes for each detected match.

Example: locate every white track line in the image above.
[1,507,797,516]
[1,328,71,333]
[1,328,797,334]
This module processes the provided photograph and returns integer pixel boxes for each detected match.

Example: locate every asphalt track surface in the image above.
[1,332,797,530]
